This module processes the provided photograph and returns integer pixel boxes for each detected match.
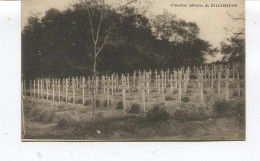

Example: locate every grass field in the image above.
[22,93,245,141]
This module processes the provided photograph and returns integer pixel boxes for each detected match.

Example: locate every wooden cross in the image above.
[40,79,44,99]
[154,69,158,87]
[87,76,91,95]
[177,71,183,102]
[57,79,61,102]
[138,83,147,112]
[119,76,129,111]
[29,80,32,97]
[46,79,50,100]
[81,77,87,106]
[52,79,55,102]
[71,78,76,104]
[196,73,208,103]
[103,78,113,110]
[65,78,69,103]
[75,77,79,93]
[37,79,40,99]
[170,74,173,93]
[219,74,233,101]
[173,71,178,88]
[157,75,161,94]
[33,80,36,98]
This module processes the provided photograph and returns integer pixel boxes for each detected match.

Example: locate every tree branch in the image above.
[86,2,96,45]
[96,25,111,56]
[95,0,105,44]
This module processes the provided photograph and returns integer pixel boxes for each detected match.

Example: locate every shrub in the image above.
[165,96,175,101]
[186,89,192,93]
[146,105,170,125]
[57,117,74,129]
[85,99,92,106]
[173,110,189,121]
[213,101,230,117]
[116,101,124,109]
[173,109,209,121]
[232,91,239,97]
[129,104,141,114]
[95,112,105,120]
[181,97,189,102]
[37,111,55,122]
[173,89,178,94]
[76,98,83,104]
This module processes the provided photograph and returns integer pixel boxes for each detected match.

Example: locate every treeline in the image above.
[22,1,216,80]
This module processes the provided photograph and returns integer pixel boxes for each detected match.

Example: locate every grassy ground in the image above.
[22,95,245,141]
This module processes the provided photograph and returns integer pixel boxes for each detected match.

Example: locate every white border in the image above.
[0,1,260,161]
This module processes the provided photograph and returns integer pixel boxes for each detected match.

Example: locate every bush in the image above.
[173,109,209,121]
[85,100,92,106]
[181,97,189,102]
[165,96,175,101]
[57,117,74,129]
[129,104,141,114]
[95,112,105,120]
[37,111,55,122]
[76,98,83,104]
[116,101,124,109]
[173,89,178,94]
[213,101,230,117]
[146,105,170,125]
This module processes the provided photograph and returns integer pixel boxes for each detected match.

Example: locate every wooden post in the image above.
[33,80,36,98]
[72,78,76,104]
[29,80,32,97]
[155,70,158,87]
[157,75,161,94]
[57,79,61,102]
[178,71,182,102]
[170,74,173,93]
[217,72,221,95]
[37,79,40,99]
[82,77,86,106]
[41,79,43,99]
[65,78,68,103]
[52,79,55,102]
[146,76,150,101]
[46,79,50,101]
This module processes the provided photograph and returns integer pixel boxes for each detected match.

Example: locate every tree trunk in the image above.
[91,54,97,123]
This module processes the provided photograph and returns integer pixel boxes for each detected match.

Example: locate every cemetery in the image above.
[22,63,245,140]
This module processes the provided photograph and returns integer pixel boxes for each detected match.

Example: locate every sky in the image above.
[22,0,245,62]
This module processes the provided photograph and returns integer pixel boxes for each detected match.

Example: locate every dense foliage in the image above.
[22,2,213,80]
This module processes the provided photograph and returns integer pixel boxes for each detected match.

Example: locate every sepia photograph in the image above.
[21,0,245,141]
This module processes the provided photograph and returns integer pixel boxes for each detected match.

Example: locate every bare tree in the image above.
[83,0,136,123]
